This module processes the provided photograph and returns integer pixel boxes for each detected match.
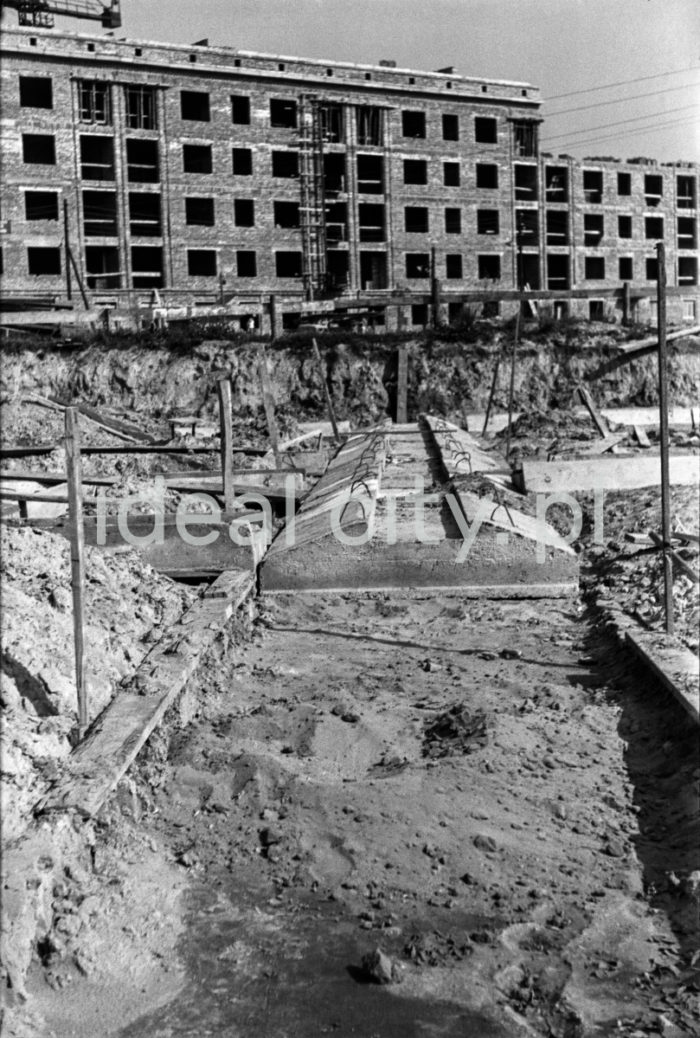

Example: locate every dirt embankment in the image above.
[1,324,698,439]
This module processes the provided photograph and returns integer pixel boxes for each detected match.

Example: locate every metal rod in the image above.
[656,241,674,635]
[64,407,88,738]
[217,378,235,515]
[63,198,72,302]
[312,337,340,442]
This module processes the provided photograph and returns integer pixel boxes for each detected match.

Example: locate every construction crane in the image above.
[0,0,121,29]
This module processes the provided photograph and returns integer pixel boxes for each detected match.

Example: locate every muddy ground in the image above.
[1,325,699,1037]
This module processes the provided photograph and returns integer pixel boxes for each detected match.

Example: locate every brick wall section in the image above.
[0,25,697,324]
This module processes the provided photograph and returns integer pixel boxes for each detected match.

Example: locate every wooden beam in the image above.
[217,378,236,514]
[396,346,408,424]
[22,394,157,443]
[36,571,255,818]
[515,454,699,493]
[577,385,608,437]
[312,338,340,442]
[258,347,281,465]
[648,531,699,584]
[64,409,88,737]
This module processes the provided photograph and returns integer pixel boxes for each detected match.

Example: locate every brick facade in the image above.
[0,25,698,324]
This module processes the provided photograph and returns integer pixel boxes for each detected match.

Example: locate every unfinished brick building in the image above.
[0,23,698,327]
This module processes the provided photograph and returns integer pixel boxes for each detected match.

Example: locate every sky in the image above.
[22,0,700,162]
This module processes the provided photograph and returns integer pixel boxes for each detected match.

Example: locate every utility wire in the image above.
[546,67,698,101]
[545,81,700,117]
[541,103,700,143]
[542,115,699,153]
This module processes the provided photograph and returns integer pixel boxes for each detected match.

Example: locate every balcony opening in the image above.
[185,197,215,226]
[275,251,303,278]
[405,253,430,279]
[183,144,212,174]
[443,161,460,187]
[320,103,343,143]
[236,251,257,277]
[324,153,346,193]
[360,251,387,290]
[270,99,297,128]
[474,117,497,143]
[356,106,383,146]
[513,120,537,157]
[546,253,569,290]
[584,213,604,246]
[545,166,567,202]
[476,163,498,189]
[677,175,696,209]
[187,249,217,276]
[125,86,157,130]
[545,210,568,245]
[445,207,461,234]
[477,209,499,236]
[274,201,300,228]
[445,254,463,279]
[402,110,426,138]
[22,134,56,165]
[403,159,427,185]
[583,169,603,204]
[589,300,605,320]
[644,174,663,207]
[357,154,383,194]
[411,304,428,326]
[231,95,250,124]
[514,164,538,201]
[645,257,658,281]
[181,90,210,121]
[516,209,539,247]
[234,199,255,226]
[27,247,61,276]
[358,203,384,242]
[82,190,117,236]
[520,253,540,290]
[271,151,299,178]
[80,135,114,180]
[78,81,111,124]
[129,193,161,236]
[404,206,429,233]
[25,191,59,221]
[618,257,633,281]
[442,113,459,141]
[478,254,501,280]
[678,216,697,249]
[127,139,159,183]
[325,202,348,242]
[131,245,163,288]
[85,245,120,288]
[679,256,698,285]
[232,148,253,175]
[19,76,52,108]
[327,250,349,292]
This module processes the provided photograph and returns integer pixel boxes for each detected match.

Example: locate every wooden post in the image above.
[396,346,408,424]
[258,347,281,466]
[312,337,340,442]
[63,198,72,302]
[482,344,503,435]
[217,378,235,515]
[270,294,279,340]
[577,385,608,437]
[68,245,90,309]
[64,408,88,739]
[505,220,524,459]
[622,281,631,326]
[430,246,440,328]
[656,242,674,636]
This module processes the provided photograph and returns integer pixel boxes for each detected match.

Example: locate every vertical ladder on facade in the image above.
[298,95,327,300]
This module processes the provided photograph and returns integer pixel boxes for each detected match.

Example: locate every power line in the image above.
[542,115,699,154]
[541,103,700,143]
[546,67,698,102]
[545,81,700,117]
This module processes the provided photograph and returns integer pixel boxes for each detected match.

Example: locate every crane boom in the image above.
[0,0,121,28]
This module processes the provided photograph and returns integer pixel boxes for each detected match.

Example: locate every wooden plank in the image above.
[577,386,608,437]
[615,324,700,357]
[634,425,651,447]
[625,629,699,724]
[36,571,254,818]
[563,434,627,457]
[217,378,236,514]
[421,414,501,473]
[518,454,699,493]
[64,409,88,737]
[258,347,281,465]
[22,395,157,443]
